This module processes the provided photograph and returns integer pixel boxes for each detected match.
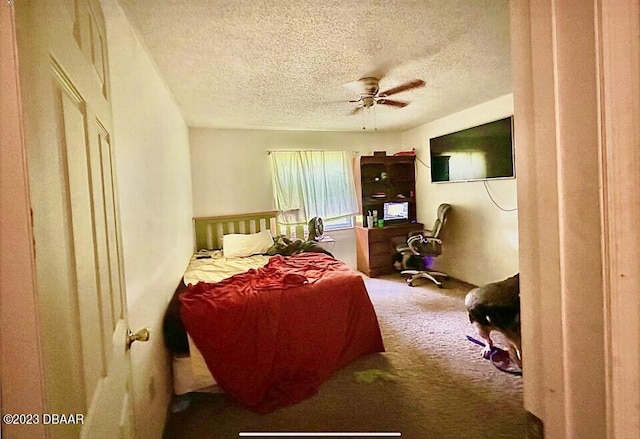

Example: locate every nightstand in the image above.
[314,235,336,252]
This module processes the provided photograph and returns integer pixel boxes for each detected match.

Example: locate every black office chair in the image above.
[395,203,452,287]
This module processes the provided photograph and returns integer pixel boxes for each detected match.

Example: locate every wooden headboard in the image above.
[193,211,279,251]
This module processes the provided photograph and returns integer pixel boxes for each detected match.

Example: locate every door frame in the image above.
[0,3,47,438]
[4,1,639,439]
[597,0,640,436]
[511,1,640,438]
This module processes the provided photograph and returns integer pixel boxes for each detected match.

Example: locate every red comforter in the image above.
[179,252,384,412]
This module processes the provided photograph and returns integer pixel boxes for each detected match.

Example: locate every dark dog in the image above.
[465,274,521,367]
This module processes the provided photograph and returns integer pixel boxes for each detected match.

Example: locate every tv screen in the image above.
[429,117,515,183]
[383,201,409,221]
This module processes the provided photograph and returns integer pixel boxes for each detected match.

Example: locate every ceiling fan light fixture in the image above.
[348,76,423,131]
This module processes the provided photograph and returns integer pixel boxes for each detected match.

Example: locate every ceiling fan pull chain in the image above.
[362,106,366,130]
[373,104,378,131]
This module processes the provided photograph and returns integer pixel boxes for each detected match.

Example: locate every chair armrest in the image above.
[408,235,442,245]
[407,235,442,255]
[408,229,434,238]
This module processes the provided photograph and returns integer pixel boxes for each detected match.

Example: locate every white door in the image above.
[17,0,134,437]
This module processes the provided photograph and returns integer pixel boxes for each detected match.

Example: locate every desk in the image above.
[355,223,423,277]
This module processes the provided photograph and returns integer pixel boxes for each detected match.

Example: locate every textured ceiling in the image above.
[117,0,512,132]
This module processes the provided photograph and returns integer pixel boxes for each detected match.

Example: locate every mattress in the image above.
[164,250,384,411]
[164,250,270,394]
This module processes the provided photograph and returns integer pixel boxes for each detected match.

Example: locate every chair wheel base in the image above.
[402,272,447,289]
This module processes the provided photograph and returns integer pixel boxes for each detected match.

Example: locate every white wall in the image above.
[103,2,193,438]
[190,106,518,284]
[401,94,518,286]
[189,128,403,268]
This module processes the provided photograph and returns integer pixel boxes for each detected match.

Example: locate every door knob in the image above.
[127,326,150,348]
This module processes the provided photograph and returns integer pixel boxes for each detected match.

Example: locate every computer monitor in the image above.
[383,201,409,221]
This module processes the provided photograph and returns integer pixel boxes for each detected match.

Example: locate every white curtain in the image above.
[270,150,358,224]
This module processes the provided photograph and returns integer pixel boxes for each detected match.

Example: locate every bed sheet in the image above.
[179,252,385,413]
[163,251,271,357]
[183,250,270,285]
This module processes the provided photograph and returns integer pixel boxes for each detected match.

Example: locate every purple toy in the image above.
[466,335,522,376]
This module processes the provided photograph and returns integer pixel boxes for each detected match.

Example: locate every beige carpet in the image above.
[163,275,526,439]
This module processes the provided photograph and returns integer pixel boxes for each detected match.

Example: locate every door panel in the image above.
[17,0,133,437]
[92,124,116,349]
[97,129,124,324]
[58,81,105,411]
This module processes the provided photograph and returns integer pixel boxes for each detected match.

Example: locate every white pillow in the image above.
[223,229,274,258]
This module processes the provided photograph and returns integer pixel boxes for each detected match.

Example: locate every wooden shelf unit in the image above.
[356,155,417,223]
[354,154,420,277]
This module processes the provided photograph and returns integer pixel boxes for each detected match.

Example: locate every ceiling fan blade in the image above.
[378,79,425,97]
[377,99,408,108]
[349,106,362,115]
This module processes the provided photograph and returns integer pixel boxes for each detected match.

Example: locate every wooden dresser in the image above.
[355,223,424,277]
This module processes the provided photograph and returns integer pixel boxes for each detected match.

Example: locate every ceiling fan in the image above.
[348,77,425,114]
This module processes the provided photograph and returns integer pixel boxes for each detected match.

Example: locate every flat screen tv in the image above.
[429,117,515,183]
[383,201,409,222]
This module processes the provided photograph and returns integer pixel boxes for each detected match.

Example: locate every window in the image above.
[323,215,354,231]
[269,150,358,229]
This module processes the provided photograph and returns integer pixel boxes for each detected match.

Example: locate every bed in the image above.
[163,211,385,413]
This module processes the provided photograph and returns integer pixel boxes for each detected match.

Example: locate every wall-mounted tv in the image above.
[429,117,515,183]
